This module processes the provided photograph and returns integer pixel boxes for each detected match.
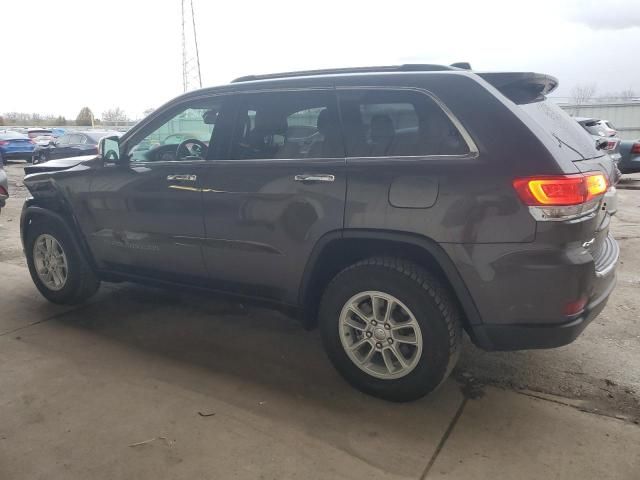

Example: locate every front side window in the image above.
[230,90,343,160]
[68,134,83,144]
[56,134,70,145]
[128,99,223,162]
[338,90,470,157]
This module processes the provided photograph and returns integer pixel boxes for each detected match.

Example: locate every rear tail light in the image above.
[605,140,616,150]
[0,185,7,197]
[513,172,608,221]
[631,143,640,155]
[0,140,8,146]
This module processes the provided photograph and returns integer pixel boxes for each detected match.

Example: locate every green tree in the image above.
[75,107,94,126]
[55,116,67,126]
[0,116,4,126]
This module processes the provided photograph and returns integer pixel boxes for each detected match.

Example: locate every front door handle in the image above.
[294,174,335,183]
[167,174,197,182]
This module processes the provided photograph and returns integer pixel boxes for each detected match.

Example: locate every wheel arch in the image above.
[299,229,483,331]
[21,204,96,270]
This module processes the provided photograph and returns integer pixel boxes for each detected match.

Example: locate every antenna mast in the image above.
[181,0,202,92]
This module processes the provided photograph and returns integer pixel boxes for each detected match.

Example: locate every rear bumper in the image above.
[450,231,620,351]
[468,269,616,350]
[1,151,33,160]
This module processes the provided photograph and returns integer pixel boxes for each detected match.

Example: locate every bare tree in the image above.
[142,108,155,117]
[101,107,129,125]
[619,88,636,100]
[570,83,597,105]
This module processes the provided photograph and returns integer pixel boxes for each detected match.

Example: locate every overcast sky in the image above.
[2,0,639,120]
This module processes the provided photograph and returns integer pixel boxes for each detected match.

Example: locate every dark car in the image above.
[617,139,640,174]
[32,130,121,164]
[0,131,35,164]
[20,64,619,401]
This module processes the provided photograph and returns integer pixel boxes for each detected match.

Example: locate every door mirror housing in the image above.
[98,135,121,162]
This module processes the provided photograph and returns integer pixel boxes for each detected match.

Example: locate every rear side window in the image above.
[338,90,470,157]
[230,90,343,160]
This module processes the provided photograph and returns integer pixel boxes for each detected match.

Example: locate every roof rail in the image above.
[231,64,458,83]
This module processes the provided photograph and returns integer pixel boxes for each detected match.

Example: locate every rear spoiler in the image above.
[477,72,558,104]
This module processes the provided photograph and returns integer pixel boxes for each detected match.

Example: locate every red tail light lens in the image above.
[563,297,587,316]
[631,143,640,155]
[605,141,616,150]
[0,185,7,196]
[513,173,608,206]
[0,140,9,146]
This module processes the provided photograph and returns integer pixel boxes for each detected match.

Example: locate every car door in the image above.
[66,133,86,158]
[51,134,71,159]
[83,96,232,283]
[199,89,347,303]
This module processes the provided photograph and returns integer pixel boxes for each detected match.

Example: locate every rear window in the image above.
[519,100,599,160]
[338,90,470,157]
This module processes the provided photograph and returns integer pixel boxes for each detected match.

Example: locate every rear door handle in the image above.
[294,174,335,183]
[167,174,197,182]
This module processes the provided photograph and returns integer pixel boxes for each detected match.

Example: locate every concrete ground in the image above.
[1,163,639,479]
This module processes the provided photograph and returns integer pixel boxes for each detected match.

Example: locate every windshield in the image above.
[519,100,600,160]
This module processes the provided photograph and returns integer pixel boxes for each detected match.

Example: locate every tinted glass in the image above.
[230,90,343,160]
[68,134,84,144]
[338,90,469,157]
[520,100,599,158]
[56,135,70,145]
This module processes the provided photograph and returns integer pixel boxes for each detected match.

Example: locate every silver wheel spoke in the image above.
[360,345,376,364]
[388,345,408,369]
[348,303,371,322]
[372,295,386,322]
[381,349,396,374]
[344,316,367,331]
[349,338,369,352]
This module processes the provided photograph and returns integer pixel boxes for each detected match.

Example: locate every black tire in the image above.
[25,219,100,304]
[319,257,462,402]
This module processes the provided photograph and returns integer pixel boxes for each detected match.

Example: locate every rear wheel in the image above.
[25,219,100,304]
[319,257,462,401]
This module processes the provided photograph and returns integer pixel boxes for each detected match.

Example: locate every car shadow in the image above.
[52,282,465,477]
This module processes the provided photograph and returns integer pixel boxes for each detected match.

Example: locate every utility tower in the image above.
[181,0,202,92]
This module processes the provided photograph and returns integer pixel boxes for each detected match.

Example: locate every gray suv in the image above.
[20,64,619,401]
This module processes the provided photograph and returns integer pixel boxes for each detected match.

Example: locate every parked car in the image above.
[32,130,121,164]
[575,117,617,137]
[27,128,53,140]
[0,131,35,164]
[33,135,55,146]
[574,117,621,163]
[21,64,619,401]
[0,162,7,211]
[617,139,640,174]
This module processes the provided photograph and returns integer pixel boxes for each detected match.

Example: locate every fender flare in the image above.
[299,229,483,327]
[20,205,96,269]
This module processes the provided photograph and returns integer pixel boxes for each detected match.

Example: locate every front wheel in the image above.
[25,219,100,304]
[319,257,462,402]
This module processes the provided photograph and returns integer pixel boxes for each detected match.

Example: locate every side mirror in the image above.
[98,135,121,162]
